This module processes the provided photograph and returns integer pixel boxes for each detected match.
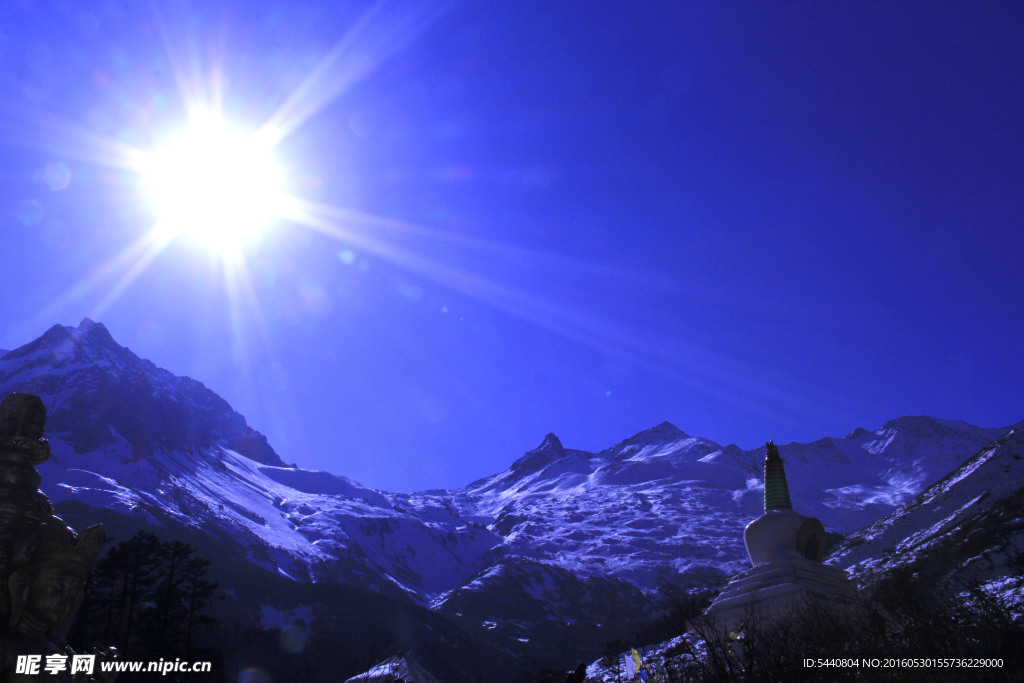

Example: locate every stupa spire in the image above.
[703,438,858,629]
[763,440,793,511]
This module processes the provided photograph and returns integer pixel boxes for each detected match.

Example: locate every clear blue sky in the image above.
[1,1,1021,492]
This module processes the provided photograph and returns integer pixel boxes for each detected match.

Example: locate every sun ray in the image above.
[29,228,174,330]
[281,197,851,424]
[0,107,152,176]
[220,256,262,407]
[218,250,307,460]
[220,252,280,384]
[279,198,795,318]
[149,2,224,119]
[0,2,847,431]
[258,1,452,147]
[90,229,178,319]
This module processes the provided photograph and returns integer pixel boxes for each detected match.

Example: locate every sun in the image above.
[143,111,286,255]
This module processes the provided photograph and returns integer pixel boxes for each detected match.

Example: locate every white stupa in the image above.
[703,441,857,629]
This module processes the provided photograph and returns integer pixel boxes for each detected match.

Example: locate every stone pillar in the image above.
[0,393,109,681]
[0,394,55,609]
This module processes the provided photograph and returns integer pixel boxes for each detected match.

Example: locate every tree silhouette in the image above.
[180,554,218,654]
[74,531,218,663]
[89,530,162,649]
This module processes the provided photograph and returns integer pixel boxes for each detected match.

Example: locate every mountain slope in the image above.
[2,320,500,596]
[7,320,1009,602]
[448,417,1009,594]
[1,319,1018,676]
[829,425,1024,592]
[1,320,528,679]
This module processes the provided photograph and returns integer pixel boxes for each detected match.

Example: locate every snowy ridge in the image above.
[2,320,498,600]
[46,435,504,593]
[445,418,1009,594]
[0,320,1020,670]
[40,429,501,597]
[4,320,1011,601]
[0,319,281,465]
[829,427,1024,588]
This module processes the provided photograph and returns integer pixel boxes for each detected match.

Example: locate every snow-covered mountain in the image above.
[447,417,1009,594]
[829,425,1024,592]
[582,428,1024,682]
[0,320,492,590]
[3,318,281,465]
[0,319,1018,677]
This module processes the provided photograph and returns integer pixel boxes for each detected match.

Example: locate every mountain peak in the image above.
[596,421,705,462]
[6,320,126,366]
[73,317,118,348]
[611,421,689,448]
[880,415,977,434]
[538,433,564,454]
[649,421,687,438]
[0,320,285,468]
[40,322,74,344]
[502,432,567,480]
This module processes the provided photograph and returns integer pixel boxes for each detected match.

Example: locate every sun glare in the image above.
[48,4,448,320]
[143,112,285,254]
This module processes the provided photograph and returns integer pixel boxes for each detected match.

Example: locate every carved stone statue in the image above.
[10,519,104,643]
[0,394,108,681]
[0,519,105,680]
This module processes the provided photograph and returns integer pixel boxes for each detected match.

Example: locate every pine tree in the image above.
[150,540,194,652]
[89,530,162,651]
[180,555,218,655]
[77,531,218,661]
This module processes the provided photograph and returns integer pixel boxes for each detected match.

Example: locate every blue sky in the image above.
[1,1,1021,492]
